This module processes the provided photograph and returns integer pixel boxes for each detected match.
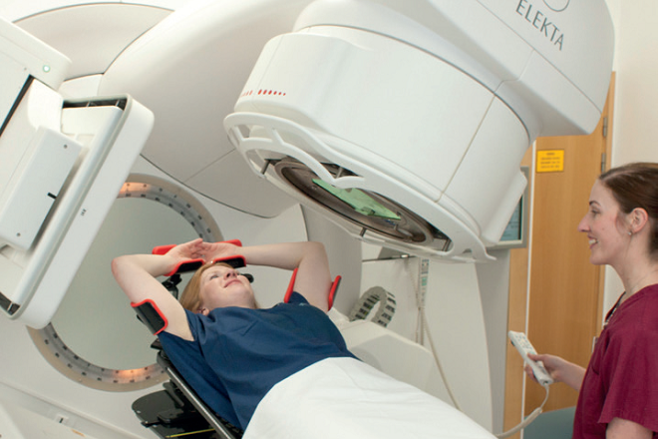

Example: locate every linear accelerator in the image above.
[0,0,613,437]
[225,0,614,262]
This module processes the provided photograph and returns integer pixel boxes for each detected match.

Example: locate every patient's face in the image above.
[198,264,255,313]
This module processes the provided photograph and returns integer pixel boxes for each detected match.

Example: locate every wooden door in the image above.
[504,74,615,436]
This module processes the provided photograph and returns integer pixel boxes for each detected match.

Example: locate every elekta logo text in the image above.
[516,0,565,51]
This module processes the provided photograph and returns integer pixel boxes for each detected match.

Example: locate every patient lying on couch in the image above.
[112,238,495,439]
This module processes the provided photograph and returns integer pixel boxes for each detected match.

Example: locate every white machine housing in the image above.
[0,16,154,328]
[0,16,70,132]
[225,0,614,262]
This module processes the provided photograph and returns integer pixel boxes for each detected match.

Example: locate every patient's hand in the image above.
[201,240,240,262]
[167,238,206,264]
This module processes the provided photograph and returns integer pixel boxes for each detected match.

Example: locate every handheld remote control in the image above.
[508,331,554,386]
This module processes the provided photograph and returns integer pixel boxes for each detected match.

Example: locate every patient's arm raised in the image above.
[111,238,206,341]
[202,240,332,311]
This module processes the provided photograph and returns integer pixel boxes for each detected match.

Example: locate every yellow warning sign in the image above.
[537,150,564,173]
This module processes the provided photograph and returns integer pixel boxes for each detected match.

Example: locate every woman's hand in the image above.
[525,353,562,383]
[525,353,586,391]
[166,238,206,265]
[199,240,241,263]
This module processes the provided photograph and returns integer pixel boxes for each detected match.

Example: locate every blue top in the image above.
[158,292,356,429]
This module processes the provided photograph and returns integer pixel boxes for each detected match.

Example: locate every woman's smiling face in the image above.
[198,263,255,313]
[578,180,630,267]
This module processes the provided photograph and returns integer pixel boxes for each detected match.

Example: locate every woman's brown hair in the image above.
[599,162,658,256]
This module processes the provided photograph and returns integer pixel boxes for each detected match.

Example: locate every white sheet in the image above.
[244,357,496,439]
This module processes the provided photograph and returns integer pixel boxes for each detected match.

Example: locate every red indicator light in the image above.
[255,89,286,97]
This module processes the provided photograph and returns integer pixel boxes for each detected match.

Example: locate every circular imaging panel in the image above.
[29,175,221,391]
[275,158,450,249]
